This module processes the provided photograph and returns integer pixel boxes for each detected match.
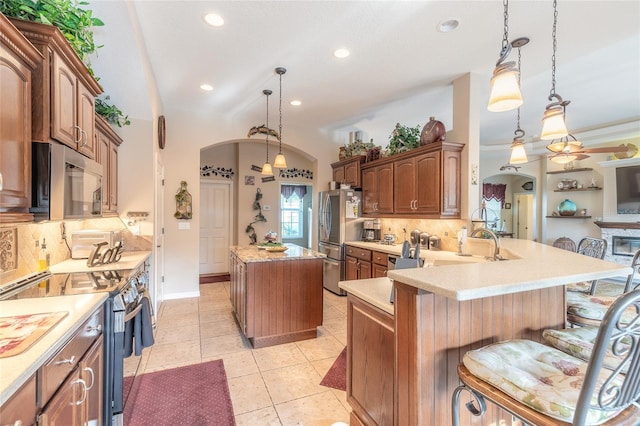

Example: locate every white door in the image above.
[200,180,232,274]
[153,155,165,314]
[514,193,534,240]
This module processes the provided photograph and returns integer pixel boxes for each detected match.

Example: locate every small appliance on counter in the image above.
[429,235,441,250]
[361,219,381,242]
[71,229,124,259]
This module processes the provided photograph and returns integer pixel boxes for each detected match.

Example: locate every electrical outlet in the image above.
[263,205,271,211]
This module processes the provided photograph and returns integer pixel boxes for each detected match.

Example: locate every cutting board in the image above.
[0,311,68,358]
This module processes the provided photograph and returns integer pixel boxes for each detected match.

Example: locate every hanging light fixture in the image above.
[487,0,523,112]
[273,67,288,169]
[508,37,529,165]
[261,89,273,176]
[541,0,570,141]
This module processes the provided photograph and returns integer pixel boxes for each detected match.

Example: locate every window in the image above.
[281,193,303,238]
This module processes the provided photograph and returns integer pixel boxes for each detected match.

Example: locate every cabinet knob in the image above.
[54,355,76,366]
[86,324,102,333]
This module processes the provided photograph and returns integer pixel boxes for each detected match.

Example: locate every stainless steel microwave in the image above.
[31,142,103,221]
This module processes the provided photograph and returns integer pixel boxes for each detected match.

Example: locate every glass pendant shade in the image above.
[273,153,287,168]
[487,63,523,112]
[550,154,577,164]
[509,140,528,164]
[541,106,568,140]
[261,162,273,176]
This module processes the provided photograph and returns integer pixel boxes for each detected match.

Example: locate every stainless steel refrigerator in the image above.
[318,189,362,295]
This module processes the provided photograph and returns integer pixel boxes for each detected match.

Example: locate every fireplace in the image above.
[612,236,640,257]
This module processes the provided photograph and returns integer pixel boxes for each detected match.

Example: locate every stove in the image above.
[0,264,152,425]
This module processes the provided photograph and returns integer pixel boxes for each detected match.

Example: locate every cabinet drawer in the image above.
[1,375,36,426]
[39,306,103,406]
[345,246,371,261]
[372,251,388,266]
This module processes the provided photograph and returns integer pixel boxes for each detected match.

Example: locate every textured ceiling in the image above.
[88,1,640,154]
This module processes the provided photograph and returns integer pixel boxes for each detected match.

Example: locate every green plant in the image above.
[0,0,104,67]
[95,96,130,127]
[386,123,421,155]
[344,138,376,158]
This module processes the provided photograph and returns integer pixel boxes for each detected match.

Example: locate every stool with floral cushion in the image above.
[567,249,640,327]
[452,289,640,426]
[566,237,608,295]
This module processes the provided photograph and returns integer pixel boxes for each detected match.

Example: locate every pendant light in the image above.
[261,89,273,176]
[273,67,288,169]
[487,0,523,112]
[509,37,529,165]
[541,0,570,141]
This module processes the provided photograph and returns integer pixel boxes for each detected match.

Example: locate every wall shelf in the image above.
[546,215,592,219]
[553,187,602,192]
[547,168,593,175]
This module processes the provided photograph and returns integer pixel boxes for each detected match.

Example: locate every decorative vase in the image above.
[338,146,347,160]
[174,181,193,219]
[558,199,577,216]
[420,116,446,145]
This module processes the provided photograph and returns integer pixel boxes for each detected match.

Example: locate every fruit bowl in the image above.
[265,245,288,252]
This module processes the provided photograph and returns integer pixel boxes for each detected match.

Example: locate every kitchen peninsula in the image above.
[229,244,325,348]
[339,238,632,426]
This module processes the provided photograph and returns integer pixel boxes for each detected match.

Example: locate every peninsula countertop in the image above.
[230,244,325,263]
[386,238,631,301]
[0,293,108,406]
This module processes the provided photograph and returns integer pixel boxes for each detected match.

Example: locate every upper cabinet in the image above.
[331,156,365,188]
[362,142,463,218]
[96,114,123,215]
[9,18,103,159]
[0,15,42,223]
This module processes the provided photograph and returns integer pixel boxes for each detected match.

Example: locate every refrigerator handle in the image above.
[325,195,332,239]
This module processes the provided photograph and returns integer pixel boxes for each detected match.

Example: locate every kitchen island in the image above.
[229,244,325,348]
[339,238,632,426]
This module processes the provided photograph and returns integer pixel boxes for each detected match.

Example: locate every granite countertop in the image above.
[386,238,632,301]
[0,293,108,406]
[50,250,151,274]
[230,244,325,263]
[338,278,394,316]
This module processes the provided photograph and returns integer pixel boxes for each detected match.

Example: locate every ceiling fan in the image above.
[546,136,634,163]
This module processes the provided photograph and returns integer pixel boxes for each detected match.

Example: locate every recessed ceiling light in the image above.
[200,84,214,91]
[437,19,460,33]
[290,100,301,106]
[333,48,350,59]
[204,13,224,27]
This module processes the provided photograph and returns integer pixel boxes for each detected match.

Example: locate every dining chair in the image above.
[566,237,608,294]
[452,289,640,426]
[566,249,640,327]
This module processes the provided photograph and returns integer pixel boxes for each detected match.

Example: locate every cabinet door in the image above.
[76,82,96,159]
[376,163,394,214]
[108,142,118,212]
[358,260,372,280]
[82,335,103,426]
[39,368,83,426]
[372,263,387,278]
[394,158,417,213]
[415,152,440,214]
[333,166,345,185]
[97,129,110,212]
[345,256,359,281]
[361,168,377,214]
[0,41,32,219]
[51,53,77,148]
[344,161,361,188]
[348,295,394,426]
[441,149,461,217]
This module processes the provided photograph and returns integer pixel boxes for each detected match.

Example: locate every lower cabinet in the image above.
[372,251,388,278]
[347,294,394,426]
[345,246,372,280]
[0,375,36,426]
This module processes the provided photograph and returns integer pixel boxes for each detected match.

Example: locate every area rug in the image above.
[124,360,235,425]
[320,346,347,391]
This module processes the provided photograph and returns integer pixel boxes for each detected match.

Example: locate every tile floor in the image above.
[124,282,351,425]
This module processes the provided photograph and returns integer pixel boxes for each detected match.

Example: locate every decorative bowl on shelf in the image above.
[558,199,577,216]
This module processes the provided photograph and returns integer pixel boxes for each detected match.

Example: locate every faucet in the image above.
[469,228,502,261]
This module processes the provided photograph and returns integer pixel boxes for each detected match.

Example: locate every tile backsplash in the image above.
[378,218,468,252]
[0,217,152,283]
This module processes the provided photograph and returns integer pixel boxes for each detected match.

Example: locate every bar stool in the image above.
[452,290,640,425]
[566,237,608,294]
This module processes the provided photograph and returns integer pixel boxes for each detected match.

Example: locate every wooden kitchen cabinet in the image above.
[347,293,394,426]
[361,163,393,215]
[229,252,247,335]
[9,18,103,159]
[372,250,388,278]
[331,156,365,188]
[0,15,42,223]
[345,245,372,280]
[0,374,36,426]
[96,114,123,215]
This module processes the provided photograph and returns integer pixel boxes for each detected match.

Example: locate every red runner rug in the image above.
[320,346,347,391]
[124,360,235,425]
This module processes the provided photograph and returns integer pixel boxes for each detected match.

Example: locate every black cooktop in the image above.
[0,269,135,301]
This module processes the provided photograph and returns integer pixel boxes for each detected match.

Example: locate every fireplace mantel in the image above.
[595,221,640,230]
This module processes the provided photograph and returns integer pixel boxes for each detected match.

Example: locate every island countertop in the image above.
[387,238,631,301]
[230,244,325,263]
[0,293,108,406]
